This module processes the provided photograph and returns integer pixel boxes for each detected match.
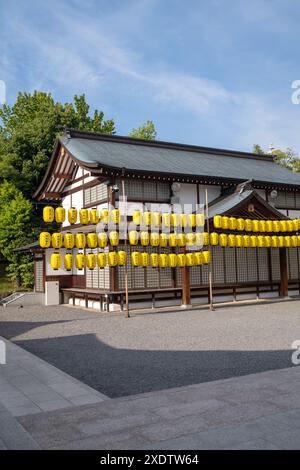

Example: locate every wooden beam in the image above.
[53,173,72,180]
[43,192,61,199]
[181,248,191,306]
[279,247,289,297]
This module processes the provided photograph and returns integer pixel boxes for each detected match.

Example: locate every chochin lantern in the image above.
[39,232,51,248]
[43,206,54,223]
[50,252,62,270]
[55,207,66,223]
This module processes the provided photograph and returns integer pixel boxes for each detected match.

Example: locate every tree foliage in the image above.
[0,92,115,197]
[129,120,157,140]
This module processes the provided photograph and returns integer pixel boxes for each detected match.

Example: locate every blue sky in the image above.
[1,0,300,153]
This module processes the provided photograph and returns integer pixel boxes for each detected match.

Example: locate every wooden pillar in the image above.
[279,247,289,297]
[181,248,191,306]
[108,180,118,293]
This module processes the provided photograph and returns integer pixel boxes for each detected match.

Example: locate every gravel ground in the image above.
[0,301,299,398]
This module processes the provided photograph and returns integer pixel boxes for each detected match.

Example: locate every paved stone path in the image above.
[16,364,300,450]
[0,336,106,449]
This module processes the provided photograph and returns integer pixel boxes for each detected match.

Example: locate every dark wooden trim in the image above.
[279,247,289,297]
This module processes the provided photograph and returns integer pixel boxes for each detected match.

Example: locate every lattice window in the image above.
[236,248,248,283]
[258,248,269,281]
[224,248,236,284]
[115,179,170,201]
[157,182,171,200]
[86,247,110,289]
[190,265,201,286]
[201,264,209,285]
[295,194,300,209]
[247,248,258,282]
[175,266,182,287]
[84,183,108,206]
[288,248,299,280]
[275,191,297,209]
[35,258,44,292]
[212,246,225,284]
[143,181,157,200]
[270,248,280,281]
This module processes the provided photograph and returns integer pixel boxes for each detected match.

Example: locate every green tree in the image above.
[0,91,115,196]
[0,181,35,288]
[252,144,264,155]
[129,120,157,140]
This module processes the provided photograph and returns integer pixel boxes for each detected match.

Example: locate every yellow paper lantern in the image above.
[142,211,151,226]
[89,208,99,224]
[100,209,109,224]
[171,213,180,227]
[186,232,196,246]
[250,235,257,248]
[176,233,186,247]
[159,233,168,247]
[50,252,62,270]
[236,218,245,231]
[43,206,54,223]
[210,232,219,246]
[257,235,265,248]
[75,232,86,249]
[161,213,171,228]
[51,232,62,249]
[64,253,73,271]
[141,252,149,267]
[186,252,195,266]
[298,235,300,247]
[79,209,89,225]
[110,209,120,224]
[132,210,141,225]
[279,220,287,232]
[286,220,294,232]
[117,251,127,266]
[271,236,279,248]
[109,231,119,246]
[86,253,96,270]
[68,207,77,225]
[150,253,158,268]
[195,232,205,246]
[108,251,118,267]
[97,252,107,269]
[284,236,291,248]
[168,253,178,268]
[265,220,273,232]
[87,233,98,249]
[131,251,141,267]
[221,216,229,230]
[264,236,271,248]
[278,236,285,247]
[150,253,159,268]
[194,252,204,265]
[219,233,227,247]
[55,207,66,223]
[150,232,160,247]
[292,219,299,231]
[252,220,259,232]
[258,220,266,232]
[169,233,177,247]
[75,253,86,270]
[229,217,237,231]
[291,235,298,247]
[244,219,252,232]
[196,213,205,227]
[188,214,196,227]
[272,220,280,232]
[151,212,161,227]
[228,234,236,247]
[98,232,108,248]
[63,232,74,249]
[177,253,186,267]
[213,215,222,229]
[159,253,168,268]
[140,231,150,246]
[202,251,211,264]
[128,230,139,245]
[39,232,51,248]
[235,235,243,248]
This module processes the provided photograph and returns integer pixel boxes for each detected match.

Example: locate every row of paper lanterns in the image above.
[39,231,211,249]
[50,251,211,271]
[213,215,300,233]
[43,206,206,228]
[210,232,300,248]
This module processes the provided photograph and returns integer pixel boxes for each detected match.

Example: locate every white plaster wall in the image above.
[177,183,197,211]
[198,185,221,205]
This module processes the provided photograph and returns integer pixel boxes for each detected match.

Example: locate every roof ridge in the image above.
[63,128,274,162]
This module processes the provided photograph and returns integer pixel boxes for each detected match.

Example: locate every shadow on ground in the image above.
[0,320,293,398]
